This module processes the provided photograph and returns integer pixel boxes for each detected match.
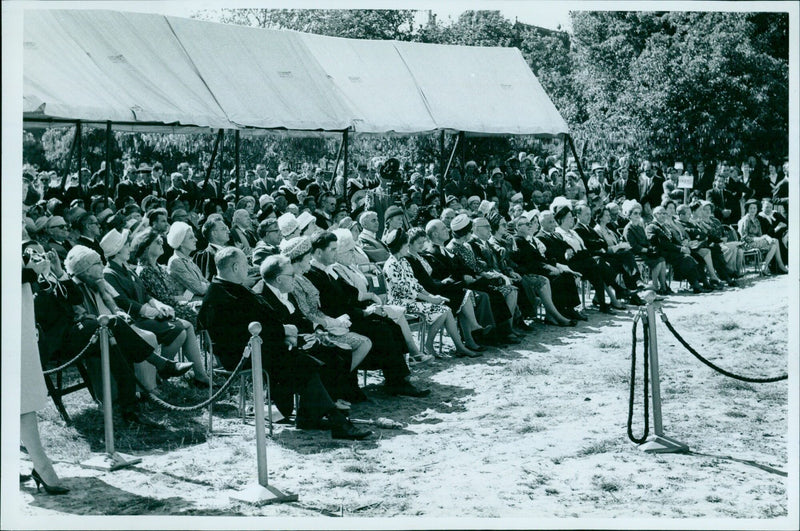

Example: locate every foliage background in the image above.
[22,9,789,179]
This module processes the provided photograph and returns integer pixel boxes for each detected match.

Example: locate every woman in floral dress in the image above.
[383,229,481,359]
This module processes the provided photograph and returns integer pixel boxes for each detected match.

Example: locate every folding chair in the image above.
[198,329,273,435]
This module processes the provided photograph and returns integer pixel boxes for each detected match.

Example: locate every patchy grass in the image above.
[509,360,550,377]
[576,439,617,457]
[719,319,740,331]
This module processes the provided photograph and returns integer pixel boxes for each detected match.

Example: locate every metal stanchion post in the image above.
[81,315,142,471]
[638,292,690,454]
[231,322,297,505]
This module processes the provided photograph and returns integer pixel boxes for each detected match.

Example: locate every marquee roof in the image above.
[23,9,569,136]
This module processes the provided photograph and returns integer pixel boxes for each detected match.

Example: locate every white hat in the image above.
[521,209,539,222]
[510,192,523,203]
[450,213,471,232]
[591,162,604,171]
[277,212,298,237]
[99,228,129,258]
[64,245,101,276]
[478,200,496,216]
[467,195,481,205]
[166,221,192,249]
[549,196,572,213]
[296,211,316,232]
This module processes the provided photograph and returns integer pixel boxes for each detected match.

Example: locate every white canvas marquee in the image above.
[23,9,569,136]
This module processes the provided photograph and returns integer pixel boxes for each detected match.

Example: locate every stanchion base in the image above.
[639,434,690,454]
[80,451,142,471]
[230,483,298,506]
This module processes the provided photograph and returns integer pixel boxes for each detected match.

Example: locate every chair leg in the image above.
[43,373,72,425]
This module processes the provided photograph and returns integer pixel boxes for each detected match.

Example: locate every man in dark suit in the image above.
[313,193,337,230]
[73,212,106,263]
[305,232,429,397]
[573,204,642,301]
[258,254,362,406]
[357,211,391,263]
[197,247,370,440]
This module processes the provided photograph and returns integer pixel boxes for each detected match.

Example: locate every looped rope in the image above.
[42,330,99,375]
[105,329,255,412]
[627,310,649,444]
[657,309,787,383]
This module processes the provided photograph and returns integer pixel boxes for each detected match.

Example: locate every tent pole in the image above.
[439,130,446,201]
[105,121,112,205]
[458,131,466,171]
[60,123,80,192]
[234,130,241,204]
[205,129,223,188]
[561,133,569,196]
[76,121,82,185]
[441,133,460,202]
[342,129,349,201]
[568,135,590,198]
[331,132,345,194]
[218,130,225,199]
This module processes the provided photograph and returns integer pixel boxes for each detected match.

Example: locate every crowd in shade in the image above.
[19,149,790,488]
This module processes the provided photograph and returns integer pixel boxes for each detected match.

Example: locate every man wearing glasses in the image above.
[252,218,282,266]
[42,216,71,261]
[74,212,105,262]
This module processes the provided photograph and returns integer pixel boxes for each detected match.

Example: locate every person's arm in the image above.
[103,269,144,317]
[168,256,209,295]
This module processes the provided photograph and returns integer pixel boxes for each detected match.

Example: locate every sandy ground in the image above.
[13,274,793,526]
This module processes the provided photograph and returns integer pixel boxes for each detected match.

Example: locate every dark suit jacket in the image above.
[304,265,369,323]
[103,260,150,316]
[76,236,106,264]
[512,236,553,276]
[644,221,684,262]
[197,278,286,371]
[536,231,572,264]
[230,226,257,249]
[422,245,472,282]
[574,223,608,254]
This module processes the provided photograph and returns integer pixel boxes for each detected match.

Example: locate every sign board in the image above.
[678,174,694,189]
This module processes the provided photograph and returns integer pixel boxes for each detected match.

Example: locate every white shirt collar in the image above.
[265,282,294,314]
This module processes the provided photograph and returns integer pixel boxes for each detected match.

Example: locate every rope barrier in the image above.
[110,327,255,412]
[42,330,100,375]
[627,311,650,444]
[657,309,788,383]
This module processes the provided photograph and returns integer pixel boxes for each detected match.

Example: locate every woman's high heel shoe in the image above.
[31,469,69,495]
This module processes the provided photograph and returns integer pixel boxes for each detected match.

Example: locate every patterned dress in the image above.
[446,239,515,296]
[138,263,198,326]
[291,274,370,352]
[383,255,448,325]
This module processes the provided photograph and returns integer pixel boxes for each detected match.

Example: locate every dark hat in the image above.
[384,228,408,254]
[380,158,400,180]
[384,205,404,222]
[552,203,572,223]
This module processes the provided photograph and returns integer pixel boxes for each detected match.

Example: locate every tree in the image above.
[196,8,417,41]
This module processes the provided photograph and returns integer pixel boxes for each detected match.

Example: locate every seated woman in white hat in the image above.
[165,221,210,299]
[100,228,212,388]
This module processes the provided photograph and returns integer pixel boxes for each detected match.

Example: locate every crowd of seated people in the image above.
[21,150,789,440]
